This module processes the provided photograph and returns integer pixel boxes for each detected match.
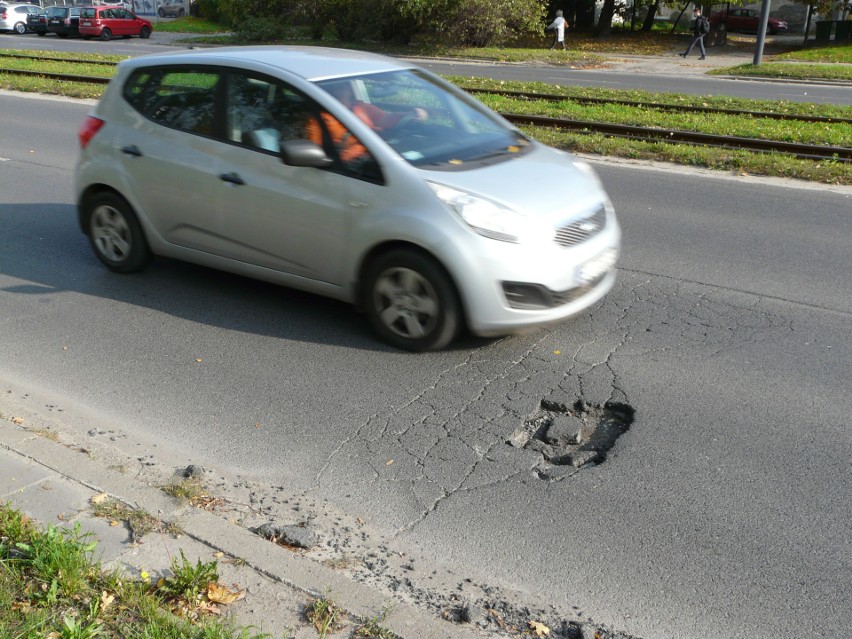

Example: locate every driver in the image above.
[328,81,427,132]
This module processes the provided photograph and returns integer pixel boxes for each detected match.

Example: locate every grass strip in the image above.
[775,45,852,64]
[527,126,851,185]
[0,501,267,639]
[709,62,852,81]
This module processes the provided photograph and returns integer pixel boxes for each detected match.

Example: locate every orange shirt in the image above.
[305,112,368,163]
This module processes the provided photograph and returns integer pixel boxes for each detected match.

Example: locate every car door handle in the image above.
[219,172,244,185]
[121,145,142,157]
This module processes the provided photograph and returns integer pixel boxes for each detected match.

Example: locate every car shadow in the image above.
[0,202,492,353]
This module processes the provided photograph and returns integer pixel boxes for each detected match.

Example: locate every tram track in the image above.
[2,55,849,163]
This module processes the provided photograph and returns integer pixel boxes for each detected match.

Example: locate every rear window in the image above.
[80,7,97,18]
[47,7,68,17]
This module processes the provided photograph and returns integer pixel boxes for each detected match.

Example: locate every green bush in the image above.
[234,15,285,42]
[196,0,219,20]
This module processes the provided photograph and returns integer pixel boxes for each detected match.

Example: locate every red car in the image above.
[710,9,788,35]
[78,5,152,41]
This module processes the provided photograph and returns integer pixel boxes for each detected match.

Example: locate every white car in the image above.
[75,47,620,351]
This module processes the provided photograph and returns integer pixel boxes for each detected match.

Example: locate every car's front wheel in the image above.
[99,27,111,41]
[84,192,151,273]
[139,26,151,38]
[157,8,164,17]
[364,249,462,351]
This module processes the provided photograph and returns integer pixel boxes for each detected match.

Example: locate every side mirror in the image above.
[280,139,333,168]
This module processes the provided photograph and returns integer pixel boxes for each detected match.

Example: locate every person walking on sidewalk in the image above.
[546,10,568,50]
[680,7,709,60]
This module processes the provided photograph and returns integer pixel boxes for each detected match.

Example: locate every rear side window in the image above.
[80,8,96,18]
[124,67,221,137]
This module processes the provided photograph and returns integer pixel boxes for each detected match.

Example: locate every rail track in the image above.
[2,54,850,162]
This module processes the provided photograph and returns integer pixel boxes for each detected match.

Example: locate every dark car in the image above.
[710,9,788,35]
[26,6,48,35]
[46,6,80,37]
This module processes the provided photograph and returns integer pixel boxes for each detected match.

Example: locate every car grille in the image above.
[554,205,606,248]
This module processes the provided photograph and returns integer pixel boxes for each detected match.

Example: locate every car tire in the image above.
[83,34,92,40]
[99,27,111,41]
[84,192,151,273]
[14,22,26,35]
[364,249,462,351]
[140,26,151,38]
[157,8,164,17]
[37,31,46,36]
[178,9,185,17]
[58,33,68,38]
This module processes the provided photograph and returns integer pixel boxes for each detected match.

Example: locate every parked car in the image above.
[158,0,186,18]
[79,5,151,40]
[75,47,620,351]
[26,6,48,35]
[46,5,80,37]
[710,8,788,34]
[0,3,44,33]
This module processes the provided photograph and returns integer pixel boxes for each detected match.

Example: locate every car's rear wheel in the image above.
[99,27,111,41]
[14,22,26,34]
[84,192,151,273]
[157,8,164,17]
[364,249,462,351]
[139,26,151,38]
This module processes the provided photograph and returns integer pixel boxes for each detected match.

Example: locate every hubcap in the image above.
[91,205,131,262]
[373,267,439,339]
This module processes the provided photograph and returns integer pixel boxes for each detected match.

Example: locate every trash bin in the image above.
[836,21,851,41]
[814,20,834,43]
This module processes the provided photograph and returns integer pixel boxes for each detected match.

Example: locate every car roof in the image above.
[120,46,415,82]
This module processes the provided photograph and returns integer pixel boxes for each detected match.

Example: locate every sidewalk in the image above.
[0,417,482,639]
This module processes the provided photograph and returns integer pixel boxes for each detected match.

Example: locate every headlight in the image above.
[427,182,523,243]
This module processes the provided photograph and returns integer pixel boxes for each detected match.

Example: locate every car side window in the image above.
[124,68,221,138]
[224,72,383,184]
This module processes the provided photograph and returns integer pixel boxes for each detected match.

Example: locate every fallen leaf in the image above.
[195,358,203,363]
[11,416,24,424]
[206,582,245,604]
[101,591,115,609]
[214,551,224,558]
[386,459,394,466]
[355,517,365,526]
[91,492,109,505]
[529,620,550,636]
[254,423,262,429]
[553,350,561,355]
[110,520,120,527]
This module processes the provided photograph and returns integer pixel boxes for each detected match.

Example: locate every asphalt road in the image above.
[1,87,850,639]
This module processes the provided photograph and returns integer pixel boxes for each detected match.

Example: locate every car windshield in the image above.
[316,69,530,170]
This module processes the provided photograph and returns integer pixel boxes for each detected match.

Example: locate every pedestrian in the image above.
[680,7,709,60]
[546,10,568,50]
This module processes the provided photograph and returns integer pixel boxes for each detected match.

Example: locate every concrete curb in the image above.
[0,423,481,639]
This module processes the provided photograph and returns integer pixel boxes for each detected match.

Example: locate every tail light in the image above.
[64,18,71,25]
[78,116,105,149]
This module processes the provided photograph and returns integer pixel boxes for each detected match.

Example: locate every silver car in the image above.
[1,3,44,33]
[157,0,187,18]
[75,47,620,351]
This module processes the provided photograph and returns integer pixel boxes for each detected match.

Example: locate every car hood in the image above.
[417,144,608,223]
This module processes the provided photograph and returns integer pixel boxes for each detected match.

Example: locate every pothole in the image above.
[509,398,634,480]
